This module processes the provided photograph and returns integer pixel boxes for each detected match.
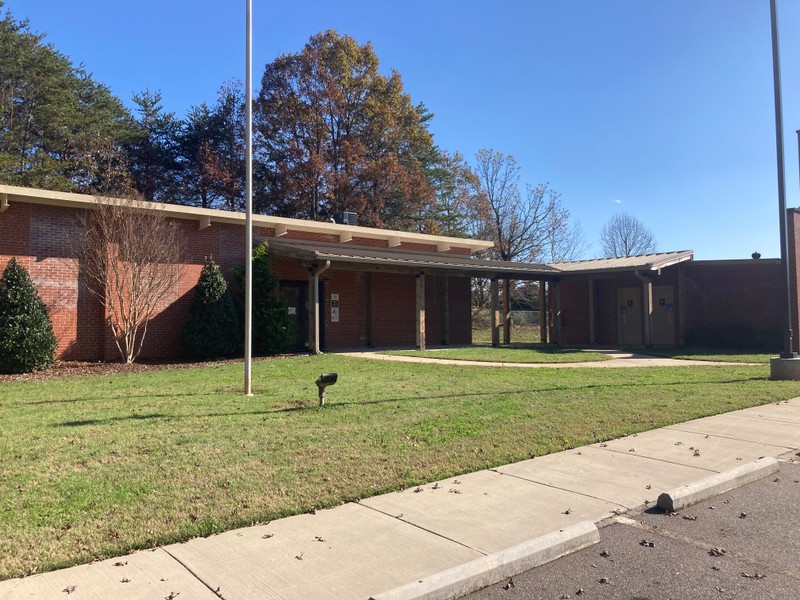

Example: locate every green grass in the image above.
[1,355,799,579]
[632,347,774,364]
[381,345,611,363]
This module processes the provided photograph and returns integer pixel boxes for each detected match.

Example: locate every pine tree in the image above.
[232,243,292,355]
[181,257,240,359]
[0,258,57,373]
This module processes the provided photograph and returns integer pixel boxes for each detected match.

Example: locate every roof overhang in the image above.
[548,250,694,278]
[0,184,494,254]
[264,238,561,279]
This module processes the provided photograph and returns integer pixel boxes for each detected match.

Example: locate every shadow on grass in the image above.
[52,413,169,427]
[183,375,768,419]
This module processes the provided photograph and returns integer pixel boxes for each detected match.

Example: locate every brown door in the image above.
[618,287,642,346]
[652,285,676,346]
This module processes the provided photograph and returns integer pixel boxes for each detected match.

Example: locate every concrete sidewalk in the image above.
[338,349,753,368]
[2,399,799,600]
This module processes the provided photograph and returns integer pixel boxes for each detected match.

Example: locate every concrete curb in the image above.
[657,456,779,512]
[369,521,599,600]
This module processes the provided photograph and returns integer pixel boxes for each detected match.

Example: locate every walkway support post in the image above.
[553,280,562,346]
[490,278,500,347]
[502,279,511,345]
[635,270,653,347]
[539,281,548,344]
[442,276,450,345]
[416,272,426,350]
[308,261,330,354]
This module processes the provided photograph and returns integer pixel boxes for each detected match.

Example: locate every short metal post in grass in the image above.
[316,373,338,406]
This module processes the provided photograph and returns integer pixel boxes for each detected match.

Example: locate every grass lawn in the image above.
[632,347,774,364]
[381,345,611,363]
[2,355,799,579]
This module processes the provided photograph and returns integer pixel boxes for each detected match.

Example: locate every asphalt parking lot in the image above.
[467,456,800,600]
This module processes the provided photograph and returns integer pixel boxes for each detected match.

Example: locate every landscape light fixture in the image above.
[316,373,338,406]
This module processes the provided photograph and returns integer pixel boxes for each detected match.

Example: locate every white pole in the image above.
[244,0,254,395]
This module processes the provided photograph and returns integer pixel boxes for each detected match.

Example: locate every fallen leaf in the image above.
[598,577,611,584]
[314,536,325,542]
[502,577,515,590]
[113,561,128,567]
[683,515,698,521]
[709,547,727,557]
[413,487,423,493]
[63,585,76,594]
[165,593,180,600]
[262,533,274,539]
[739,512,747,519]
[295,552,304,561]
[600,549,611,558]
[741,572,767,579]
[639,539,655,548]
[120,578,130,583]
[563,508,572,515]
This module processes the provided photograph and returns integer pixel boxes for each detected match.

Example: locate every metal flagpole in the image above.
[244,0,254,394]
[769,0,796,359]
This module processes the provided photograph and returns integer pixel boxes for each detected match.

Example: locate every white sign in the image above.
[331,293,340,323]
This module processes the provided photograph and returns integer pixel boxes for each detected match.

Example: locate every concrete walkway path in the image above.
[2,399,798,600]
[338,348,753,368]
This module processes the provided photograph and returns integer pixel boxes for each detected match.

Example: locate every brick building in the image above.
[1,184,797,360]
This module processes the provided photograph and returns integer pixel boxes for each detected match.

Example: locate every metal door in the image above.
[652,285,676,346]
[618,287,643,346]
[279,282,307,351]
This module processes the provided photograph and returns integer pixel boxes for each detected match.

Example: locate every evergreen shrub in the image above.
[181,257,240,359]
[0,258,57,374]
[232,243,293,355]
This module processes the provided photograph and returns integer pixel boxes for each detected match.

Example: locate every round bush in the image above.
[0,258,57,373]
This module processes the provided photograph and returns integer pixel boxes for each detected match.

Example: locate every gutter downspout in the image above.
[635,270,653,348]
[309,260,331,354]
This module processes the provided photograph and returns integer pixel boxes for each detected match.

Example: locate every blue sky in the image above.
[5,0,800,259]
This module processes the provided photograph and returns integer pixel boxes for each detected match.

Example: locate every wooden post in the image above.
[588,279,596,345]
[416,272,426,350]
[367,272,376,347]
[308,268,319,354]
[490,278,500,347]
[642,277,653,347]
[502,278,511,345]
[554,280,562,346]
[539,281,548,344]
[442,276,450,345]
[677,266,687,346]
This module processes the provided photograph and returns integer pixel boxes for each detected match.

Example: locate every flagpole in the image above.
[244,0,254,395]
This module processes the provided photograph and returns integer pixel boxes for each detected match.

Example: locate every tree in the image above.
[179,82,245,210]
[0,257,56,373]
[76,195,184,363]
[232,243,292,355]
[599,212,657,258]
[126,89,183,202]
[255,29,436,229]
[0,3,135,192]
[423,149,481,237]
[181,257,240,359]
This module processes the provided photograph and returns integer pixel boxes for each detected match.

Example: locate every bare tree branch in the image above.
[599,212,657,258]
[75,195,185,363]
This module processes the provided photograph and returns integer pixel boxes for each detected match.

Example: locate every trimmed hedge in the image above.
[0,258,57,373]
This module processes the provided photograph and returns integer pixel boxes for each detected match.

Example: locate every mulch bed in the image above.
[0,355,296,383]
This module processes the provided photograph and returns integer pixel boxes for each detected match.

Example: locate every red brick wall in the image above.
[1,201,478,359]
[559,280,590,345]
[682,260,783,348]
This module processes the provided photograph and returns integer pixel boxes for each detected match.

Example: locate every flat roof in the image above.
[0,184,494,253]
